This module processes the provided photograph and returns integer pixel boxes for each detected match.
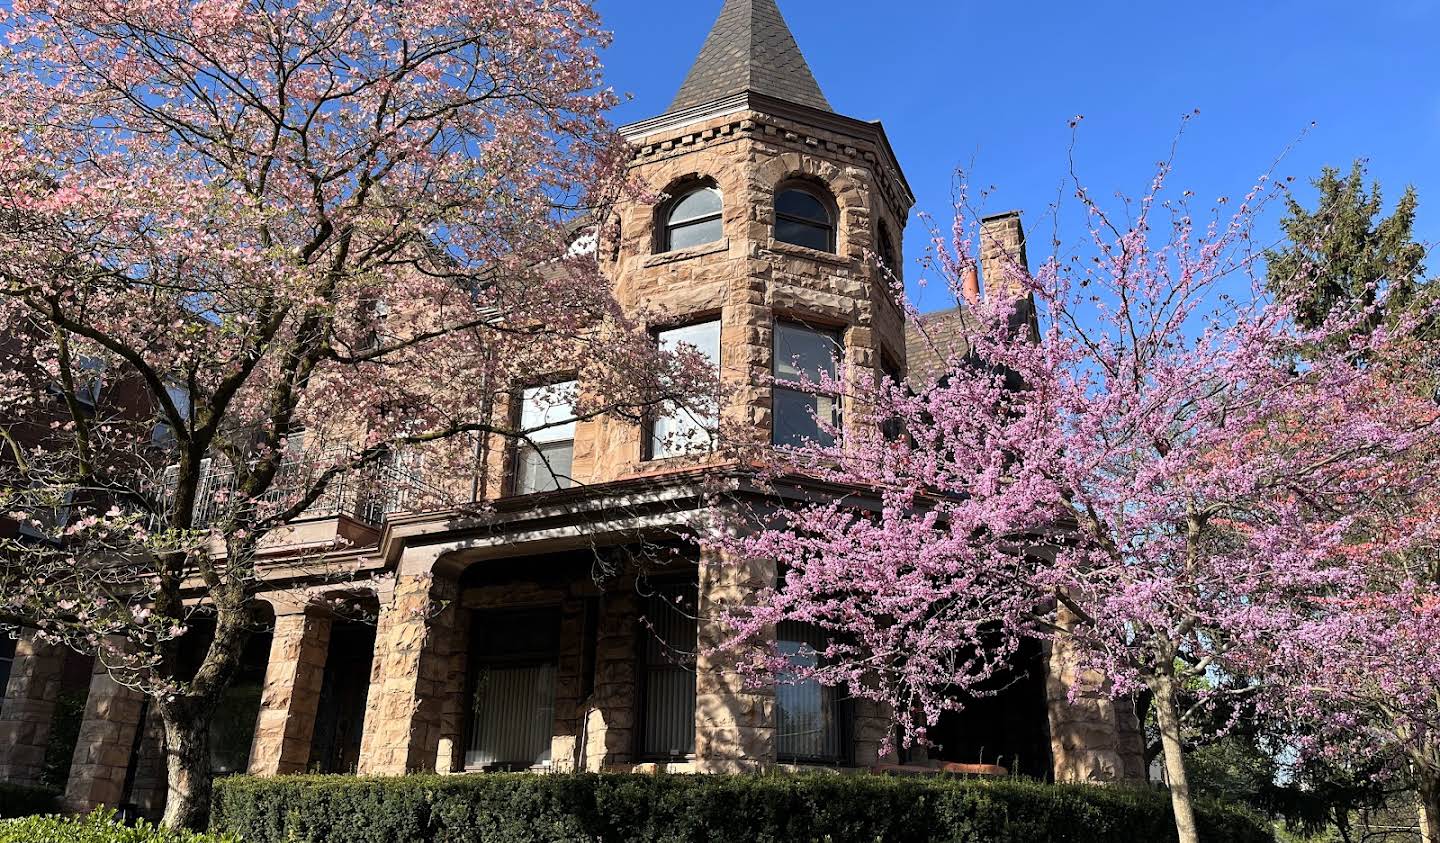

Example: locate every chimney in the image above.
[961,265,980,306]
[979,211,1038,334]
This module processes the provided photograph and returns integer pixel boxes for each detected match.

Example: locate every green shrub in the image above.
[0,780,59,819]
[212,772,1273,843]
[0,810,237,843]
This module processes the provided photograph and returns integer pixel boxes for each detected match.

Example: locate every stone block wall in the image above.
[0,629,67,786]
[357,574,460,775]
[248,610,332,776]
[1044,607,1147,783]
[64,660,146,812]
[694,546,776,773]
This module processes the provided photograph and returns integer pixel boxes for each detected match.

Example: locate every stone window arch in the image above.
[658,180,723,253]
[774,181,837,253]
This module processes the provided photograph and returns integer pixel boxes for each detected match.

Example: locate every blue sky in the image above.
[595,0,1440,312]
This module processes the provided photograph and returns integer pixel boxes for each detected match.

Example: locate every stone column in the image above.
[0,629,69,786]
[64,661,146,812]
[356,573,460,775]
[1045,606,1144,783]
[694,545,775,773]
[580,588,638,771]
[851,698,900,768]
[247,610,332,776]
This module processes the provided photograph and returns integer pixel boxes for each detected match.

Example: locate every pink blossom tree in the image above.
[0,0,707,827]
[716,149,1440,842]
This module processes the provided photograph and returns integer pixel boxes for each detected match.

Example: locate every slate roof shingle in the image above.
[669,0,832,113]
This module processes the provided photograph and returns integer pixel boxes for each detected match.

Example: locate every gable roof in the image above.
[669,0,832,113]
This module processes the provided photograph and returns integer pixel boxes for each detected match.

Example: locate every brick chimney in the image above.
[979,211,1038,334]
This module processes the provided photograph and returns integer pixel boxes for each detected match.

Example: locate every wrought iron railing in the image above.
[161,447,443,530]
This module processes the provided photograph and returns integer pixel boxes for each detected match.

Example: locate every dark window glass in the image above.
[776,622,846,762]
[0,634,15,698]
[664,187,723,252]
[514,382,577,495]
[467,609,562,771]
[773,322,841,447]
[877,226,899,276]
[640,583,698,758]
[775,188,835,252]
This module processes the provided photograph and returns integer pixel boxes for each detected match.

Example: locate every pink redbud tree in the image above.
[716,151,1440,843]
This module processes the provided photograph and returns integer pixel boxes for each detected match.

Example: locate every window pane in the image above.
[467,665,557,769]
[652,321,722,459]
[776,622,843,761]
[773,388,837,448]
[669,188,722,225]
[776,189,828,224]
[774,323,839,383]
[642,584,698,758]
[515,441,574,494]
[520,382,577,444]
[667,217,723,251]
[775,218,832,252]
[467,610,562,771]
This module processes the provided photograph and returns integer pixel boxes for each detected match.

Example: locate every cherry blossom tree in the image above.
[715,147,1440,843]
[0,0,708,828]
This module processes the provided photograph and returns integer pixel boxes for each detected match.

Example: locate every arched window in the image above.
[775,184,835,252]
[661,185,723,252]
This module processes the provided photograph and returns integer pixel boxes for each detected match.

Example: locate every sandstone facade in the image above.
[0,0,1145,818]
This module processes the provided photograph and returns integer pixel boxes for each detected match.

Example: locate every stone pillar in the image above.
[694,545,775,773]
[64,661,146,812]
[0,629,68,786]
[580,588,638,771]
[851,698,900,768]
[356,573,460,775]
[1045,606,1144,784]
[247,610,332,776]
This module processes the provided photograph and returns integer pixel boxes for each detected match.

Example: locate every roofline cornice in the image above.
[619,92,915,207]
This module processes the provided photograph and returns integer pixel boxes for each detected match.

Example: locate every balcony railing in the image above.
[162,447,443,530]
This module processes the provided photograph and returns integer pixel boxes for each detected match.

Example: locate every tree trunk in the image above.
[1150,673,1201,843]
[1419,768,1440,843]
[159,701,213,831]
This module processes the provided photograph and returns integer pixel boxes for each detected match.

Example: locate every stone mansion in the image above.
[0,0,1145,818]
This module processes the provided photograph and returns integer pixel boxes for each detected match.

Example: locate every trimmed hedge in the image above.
[0,810,237,843]
[212,773,1273,843]
[0,780,59,819]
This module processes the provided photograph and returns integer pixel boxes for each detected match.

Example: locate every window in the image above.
[877,224,899,277]
[466,609,561,771]
[776,622,846,763]
[775,186,835,252]
[151,383,193,446]
[662,186,723,252]
[649,321,722,459]
[773,322,842,448]
[640,582,698,759]
[513,381,577,495]
[0,633,15,697]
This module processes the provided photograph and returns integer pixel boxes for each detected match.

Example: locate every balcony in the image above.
[164,447,442,533]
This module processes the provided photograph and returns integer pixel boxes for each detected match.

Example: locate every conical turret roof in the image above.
[669,0,832,113]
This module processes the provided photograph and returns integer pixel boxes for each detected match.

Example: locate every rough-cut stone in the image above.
[694,545,775,773]
[248,611,332,776]
[64,659,146,813]
[1045,607,1147,784]
[357,573,461,775]
[0,629,67,786]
